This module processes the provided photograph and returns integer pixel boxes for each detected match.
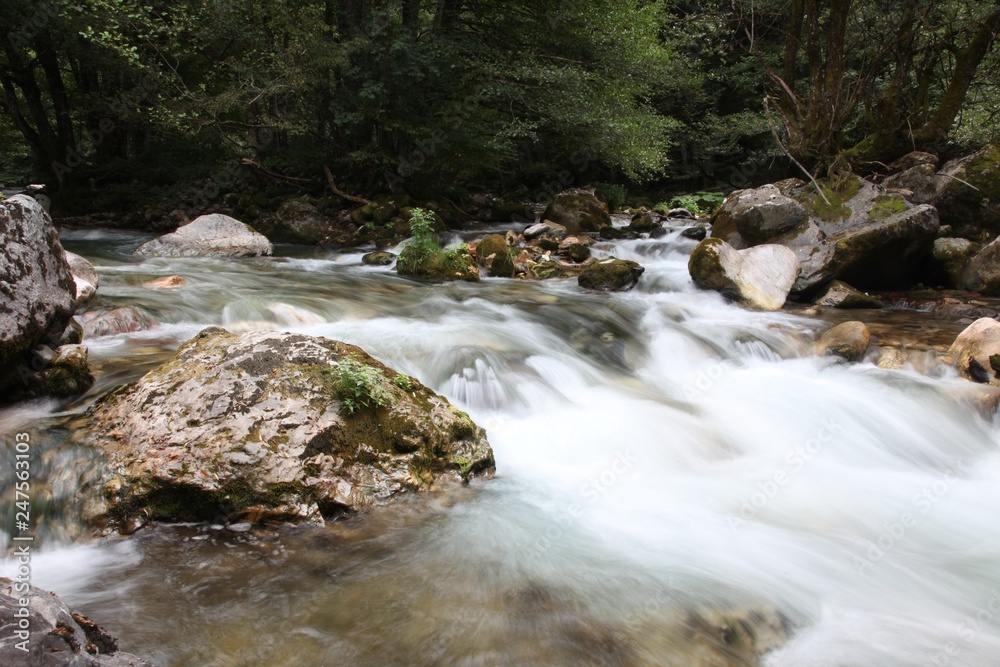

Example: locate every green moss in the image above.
[530,260,564,280]
[964,143,1000,199]
[803,175,862,221]
[397,243,479,282]
[326,358,390,415]
[869,194,907,221]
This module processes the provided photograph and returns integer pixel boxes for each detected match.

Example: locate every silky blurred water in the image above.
[2,224,999,666]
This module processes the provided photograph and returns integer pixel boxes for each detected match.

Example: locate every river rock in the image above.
[816,321,871,361]
[710,185,808,246]
[0,195,77,399]
[540,189,611,233]
[0,578,155,666]
[143,275,187,289]
[254,199,335,245]
[64,251,99,307]
[932,238,978,288]
[13,344,95,400]
[578,259,644,291]
[960,237,1000,295]
[627,211,658,234]
[80,307,158,338]
[668,207,695,219]
[84,328,495,526]
[814,280,883,309]
[932,143,1000,238]
[827,204,940,288]
[396,244,479,282]
[948,317,1000,384]
[133,213,272,258]
[688,238,800,311]
[524,221,567,239]
[475,234,515,278]
[362,251,396,266]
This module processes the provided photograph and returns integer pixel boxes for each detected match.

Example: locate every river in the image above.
[3,222,1000,666]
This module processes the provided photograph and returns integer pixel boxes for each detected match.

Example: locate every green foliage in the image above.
[869,195,907,221]
[595,183,626,212]
[661,192,726,217]
[327,359,390,415]
[804,176,863,222]
[392,373,416,392]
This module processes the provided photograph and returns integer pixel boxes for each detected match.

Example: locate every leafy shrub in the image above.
[654,192,726,217]
[327,359,390,415]
[595,183,627,211]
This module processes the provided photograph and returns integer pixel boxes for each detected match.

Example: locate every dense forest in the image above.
[1,0,998,215]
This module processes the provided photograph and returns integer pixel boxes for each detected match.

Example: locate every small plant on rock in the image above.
[328,358,390,415]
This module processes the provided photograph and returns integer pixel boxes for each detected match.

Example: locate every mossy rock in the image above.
[362,251,397,266]
[628,211,658,233]
[963,143,1000,200]
[530,260,564,280]
[84,328,495,527]
[397,244,480,282]
[868,194,907,221]
[802,175,863,222]
[578,259,645,292]
[541,190,611,233]
[476,234,515,278]
[566,243,591,263]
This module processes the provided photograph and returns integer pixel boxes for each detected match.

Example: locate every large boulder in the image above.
[0,578,155,666]
[960,237,1000,295]
[710,185,808,246]
[825,204,940,289]
[540,189,611,233]
[934,237,978,288]
[133,213,272,258]
[688,238,800,311]
[949,318,1000,384]
[932,143,1000,238]
[710,181,939,293]
[255,199,335,245]
[578,259,644,291]
[83,328,495,527]
[64,251,99,307]
[0,195,77,398]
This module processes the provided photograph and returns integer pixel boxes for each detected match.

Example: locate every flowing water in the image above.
[3,224,1000,666]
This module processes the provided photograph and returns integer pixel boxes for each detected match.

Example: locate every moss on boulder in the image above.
[83,328,495,527]
[578,259,645,292]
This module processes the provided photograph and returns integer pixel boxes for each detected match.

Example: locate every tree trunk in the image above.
[917,8,1000,145]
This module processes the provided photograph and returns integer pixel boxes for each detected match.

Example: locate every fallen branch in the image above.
[324,165,371,206]
[764,96,831,207]
[240,159,312,186]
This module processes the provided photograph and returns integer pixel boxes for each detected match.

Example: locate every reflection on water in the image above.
[2,226,1000,665]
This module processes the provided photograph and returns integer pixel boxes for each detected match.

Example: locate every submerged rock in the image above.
[80,306,158,338]
[10,344,95,400]
[816,321,871,362]
[688,238,800,311]
[133,213,272,258]
[143,274,188,289]
[540,189,611,233]
[814,280,883,309]
[578,259,644,291]
[83,328,494,526]
[0,195,77,400]
[0,578,155,666]
[949,318,1000,384]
